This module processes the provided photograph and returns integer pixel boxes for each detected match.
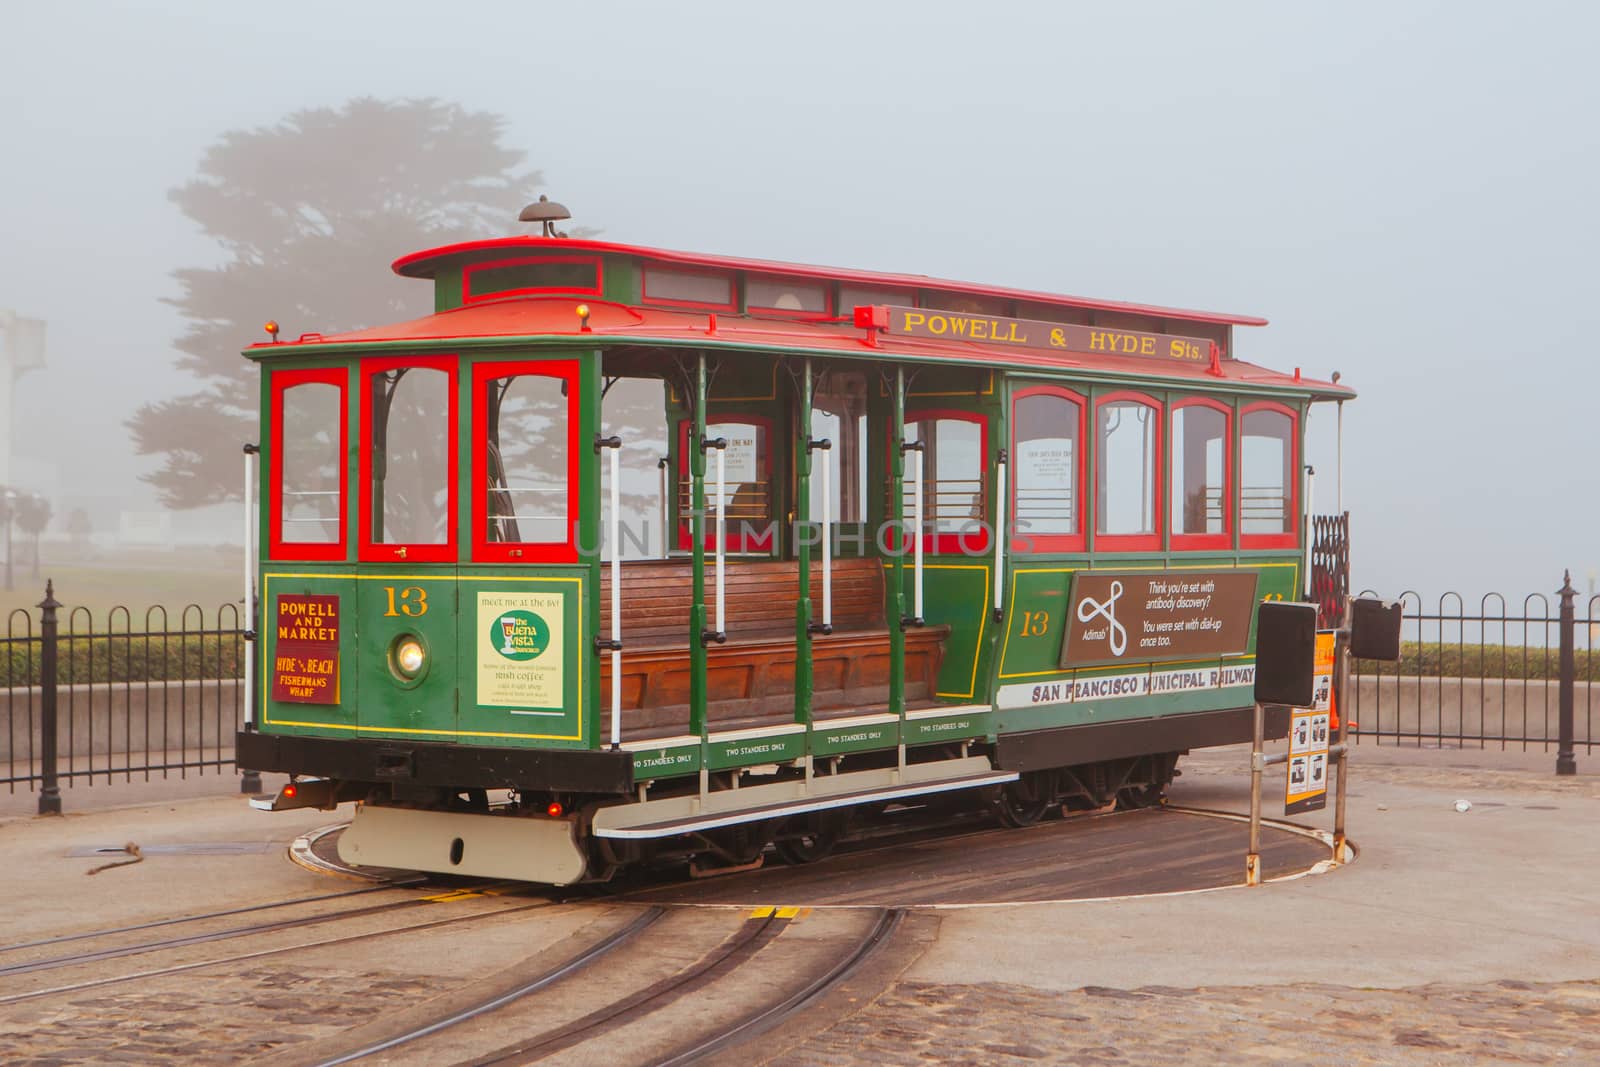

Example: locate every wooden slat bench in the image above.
[599,557,947,738]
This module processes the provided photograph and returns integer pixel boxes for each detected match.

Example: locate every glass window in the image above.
[465,258,598,300]
[278,379,342,548]
[809,373,868,524]
[1013,391,1080,538]
[642,267,733,307]
[1096,398,1159,537]
[1171,403,1228,536]
[485,373,570,544]
[838,284,915,312]
[904,416,985,535]
[369,367,450,546]
[747,277,827,314]
[1242,408,1295,535]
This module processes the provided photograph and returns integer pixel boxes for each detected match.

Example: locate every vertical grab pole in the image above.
[888,367,908,726]
[657,456,670,559]
[1247,700,1264,886]
[715,445,726,638]
[993,449,1007,624]
[819,437,832,630]
[609,443,622,748]
[1333,597,1353,857]
[241,444,257,729]
[1303,465,1315,602]
[911,445,924,623]
[689,356,709,741]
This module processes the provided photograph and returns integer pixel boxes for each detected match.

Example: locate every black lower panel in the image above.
[994,705,1289,773]
[236,731,634,795]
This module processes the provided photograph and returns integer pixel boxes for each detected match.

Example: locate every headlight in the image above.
[393,636,426,678]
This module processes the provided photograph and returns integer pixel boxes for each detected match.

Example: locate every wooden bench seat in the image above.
[599,558,947,737]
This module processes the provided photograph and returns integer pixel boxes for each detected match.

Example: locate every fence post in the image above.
[37,580,62,815]
[1557,570,1577,776]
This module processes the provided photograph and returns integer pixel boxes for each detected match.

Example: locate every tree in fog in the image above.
[14,494,51,576]
[129,98,543,508]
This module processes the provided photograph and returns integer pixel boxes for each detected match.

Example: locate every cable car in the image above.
[238,197,1353,882]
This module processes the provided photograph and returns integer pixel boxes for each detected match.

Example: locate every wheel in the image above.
[995,770,1055,828]
[775,813,844,865]
[1115,782,1166,810]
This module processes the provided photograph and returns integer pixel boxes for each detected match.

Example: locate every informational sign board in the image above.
[879,305,1215,364]
[1285,631,1336,814]
[1060,571,1259,667]
[271,594,340,704]
[477,591,567,711]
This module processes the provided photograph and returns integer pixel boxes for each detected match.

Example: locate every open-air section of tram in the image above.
[238,199,1354,886]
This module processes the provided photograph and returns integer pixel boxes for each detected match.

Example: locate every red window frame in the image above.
[1009,385,1086,554]
[1093,391,1164,553]
[358,355,459,564]
[1169,397,1233,551]
[268,366,348,561]
[676,414,776,553]
[471,359,581,564]
[1239,401,1299,550]
[745,274,833,318]
[461,256,602,304]
[899,408,991,556]
[640,265,737,311]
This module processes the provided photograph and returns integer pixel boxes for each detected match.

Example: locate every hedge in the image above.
[2,634,243,687]
[1355,641,1599,683]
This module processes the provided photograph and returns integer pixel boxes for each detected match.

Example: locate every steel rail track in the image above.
[0,899,549,1008]
[0,879,426,958]
[649,907,904,1067]
[0,888,477,979]
[310,906,668,1067]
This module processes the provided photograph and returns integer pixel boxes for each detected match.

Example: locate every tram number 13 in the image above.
[382,586,429,617]
[1017,610,1050,637]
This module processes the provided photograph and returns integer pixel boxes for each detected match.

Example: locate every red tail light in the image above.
[546,801,564,819]
[283,783,299,800]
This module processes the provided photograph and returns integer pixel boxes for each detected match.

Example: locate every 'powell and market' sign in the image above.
[880,306,1214,363]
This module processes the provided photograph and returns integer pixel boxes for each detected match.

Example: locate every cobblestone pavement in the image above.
[772,977,1600,1066]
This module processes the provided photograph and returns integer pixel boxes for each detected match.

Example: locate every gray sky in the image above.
[3,0,1597,600]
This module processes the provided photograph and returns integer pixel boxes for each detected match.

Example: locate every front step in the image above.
[590,755,1016,840]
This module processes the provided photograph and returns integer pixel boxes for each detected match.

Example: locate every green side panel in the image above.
[903,563,993,700]
[601,255,638,305]
[631,743,703,781]
[996,564,1080,680]
[811,718,900,757]
[905,709,995,745]
[354,567,459,741]
[435,266,464,312]
[457,567,590,749]
[706,729,806,771]
[259,569,358,738]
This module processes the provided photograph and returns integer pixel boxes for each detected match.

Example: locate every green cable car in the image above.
[239,198,1353,883]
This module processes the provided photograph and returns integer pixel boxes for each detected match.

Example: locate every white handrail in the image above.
[242,445,257,727]
[714,442,726,638]
[609,443,622,748]
[994,450,1006,622]
[819,440,832,630]
[657,456,670,558]
[912,445,924,622]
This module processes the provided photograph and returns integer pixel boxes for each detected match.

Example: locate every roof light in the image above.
[264,320,280,342]
[518,194,571,237]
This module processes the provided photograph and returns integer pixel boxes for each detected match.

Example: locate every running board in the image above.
[591,756,1016,840]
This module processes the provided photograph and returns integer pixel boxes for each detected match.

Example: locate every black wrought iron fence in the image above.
[1350,576,1596,759]
[3,581,251,813]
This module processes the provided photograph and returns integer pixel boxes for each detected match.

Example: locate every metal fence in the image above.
[1350,574,1596,762]
[3,581,252,813]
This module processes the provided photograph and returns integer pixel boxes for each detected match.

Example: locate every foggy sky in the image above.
[3,0,1597,601]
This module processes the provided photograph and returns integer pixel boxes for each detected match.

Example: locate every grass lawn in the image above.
[1,558,241,625]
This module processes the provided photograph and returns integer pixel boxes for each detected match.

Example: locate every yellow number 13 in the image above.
[382,586,428,617]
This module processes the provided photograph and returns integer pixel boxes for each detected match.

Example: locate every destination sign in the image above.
[1060,571,1260,668]
[272,593,340,705]
[880,305,1214,363]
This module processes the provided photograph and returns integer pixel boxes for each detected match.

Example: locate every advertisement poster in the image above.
[477,591,566,711]
[1285,631,1336,814]
[1059,571,1259,667]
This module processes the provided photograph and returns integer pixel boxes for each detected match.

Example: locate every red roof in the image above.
[391,237,1270,328]
[247,296,1351,398]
